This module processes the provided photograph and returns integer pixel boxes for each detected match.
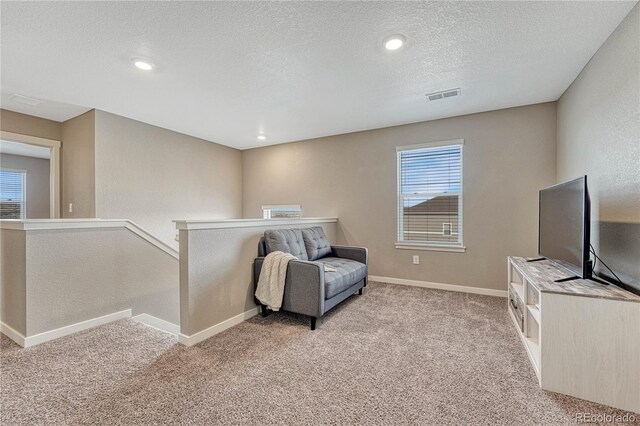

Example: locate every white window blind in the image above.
[397,140,463,248]
[0,169,26,219]
[262,205,302,219]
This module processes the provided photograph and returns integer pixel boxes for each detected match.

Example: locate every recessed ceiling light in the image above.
[257,135,266,141]
[133,59,154,71]
[383,34,406,51]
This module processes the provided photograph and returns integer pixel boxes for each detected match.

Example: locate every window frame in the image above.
[262,204,302,219]
[395,139,466,253]
[0,167,27,220]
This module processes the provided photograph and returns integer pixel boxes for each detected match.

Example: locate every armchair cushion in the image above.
[302,226,332,260]
[316,257,367,299]
[264,229,309,260]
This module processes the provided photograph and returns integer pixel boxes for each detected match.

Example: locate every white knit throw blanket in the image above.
[255,251,298,311]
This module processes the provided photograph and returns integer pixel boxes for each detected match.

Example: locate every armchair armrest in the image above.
[283,260,325,318]
[253,257,265,291]
[253,257,325,317]
[331,245,368,265]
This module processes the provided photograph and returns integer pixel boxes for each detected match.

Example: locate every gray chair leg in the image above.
[310,317,317,330]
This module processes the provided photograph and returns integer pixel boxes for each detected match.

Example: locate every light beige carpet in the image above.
[1,282,637,425]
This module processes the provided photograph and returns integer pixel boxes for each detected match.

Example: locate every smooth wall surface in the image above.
[243,103,557,291]
[0,229,26,334]
[23,227,178,335]
[94,111,243,249]
[0,109,61,140]
[61,110,96,218]
[557,4,639,292]
[180,221,337,336]
[0,153,50,218]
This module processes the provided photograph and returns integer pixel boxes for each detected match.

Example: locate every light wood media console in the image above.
[507,257,640,413]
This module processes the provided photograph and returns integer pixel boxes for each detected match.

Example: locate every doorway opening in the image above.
[0,132,60,219]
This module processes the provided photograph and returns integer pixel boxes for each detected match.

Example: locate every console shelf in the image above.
[526,305,540,324]
[509,281,524,302]
[507,256,640,413]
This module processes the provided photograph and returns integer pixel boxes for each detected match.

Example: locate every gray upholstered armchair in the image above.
[253,227,368,330]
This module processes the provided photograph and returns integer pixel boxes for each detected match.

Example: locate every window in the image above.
[262,204,302,219]
[396,140,464,252]
[0,169,27,219]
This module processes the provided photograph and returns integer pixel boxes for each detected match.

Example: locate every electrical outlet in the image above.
[413,255,420,265]
[68,203,73,213]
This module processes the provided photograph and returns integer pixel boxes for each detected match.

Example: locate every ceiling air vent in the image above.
[9,94,45,106]
[426,88,461,101]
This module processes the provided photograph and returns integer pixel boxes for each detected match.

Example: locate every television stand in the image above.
[507,256,640,413]
[525,257,546,262]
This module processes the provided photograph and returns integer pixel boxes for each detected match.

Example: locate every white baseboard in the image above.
[178,307,260,347]
[1,309,132,348]
[132,314,179,335]
[0,322,26,347]
[369,275,507,298]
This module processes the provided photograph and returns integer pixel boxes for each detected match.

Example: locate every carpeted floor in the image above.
[1,282,637,425]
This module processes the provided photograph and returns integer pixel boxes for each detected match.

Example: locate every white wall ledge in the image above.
[0,219,178,259]
[173,217,338,231]
[1,219,130,231]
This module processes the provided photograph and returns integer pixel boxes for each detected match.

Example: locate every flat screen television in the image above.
[538,176,592,279]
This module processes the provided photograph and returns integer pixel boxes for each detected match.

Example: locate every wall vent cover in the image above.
[426,88,461,101]
[9,94,45,106]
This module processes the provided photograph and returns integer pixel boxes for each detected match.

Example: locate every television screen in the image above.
[538,176,590,278]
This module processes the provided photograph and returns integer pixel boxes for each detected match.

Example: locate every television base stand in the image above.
[525,257,546,263]
[553,275,580,283]
[588,276,610,286]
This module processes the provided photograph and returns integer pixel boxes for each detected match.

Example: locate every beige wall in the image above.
[179,221,337,337]
[94,110,243,249]
[0,109,61,141]
[1,226,178,337]
[1,230,26,335]
[61,110,96,218]
[0,154,50,218]
[557,4,639,290]
[243,103,557,291]
[26,228,179,334]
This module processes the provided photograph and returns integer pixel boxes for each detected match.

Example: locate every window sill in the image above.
[395,243,466,253]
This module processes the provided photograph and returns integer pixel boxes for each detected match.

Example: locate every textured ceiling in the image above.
[0,1,636,149]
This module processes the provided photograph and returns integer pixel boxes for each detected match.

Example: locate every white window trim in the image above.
[395,242,466,253]
[0,167,27,219]
[0,167,27,173]
[396,139,465,253]
[261,204,302,210]
[262,204,302,219]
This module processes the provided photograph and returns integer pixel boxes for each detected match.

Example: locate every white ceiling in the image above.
[1,1,636,150]
[0,140,51,159]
